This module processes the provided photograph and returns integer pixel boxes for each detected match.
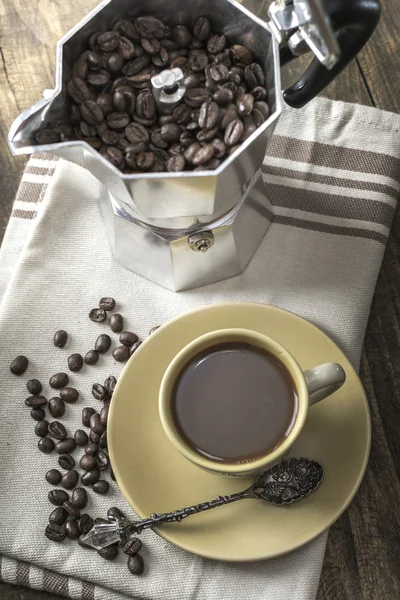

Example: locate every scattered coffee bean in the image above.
[90,430,101,444]
[63,500,81,519]
[109,313,124,332]
[46,469,62,485]
[89,307,107,323]
[31,406,45,421]
[119,331,138,347]
[90,413,106,435]
[99,430,108,449]
[10,355,29,375]
[94,450,109,471]
[80,454,98,471]
[25,395,47,408]
[78,513,94,534]
[61,470,79,490]
[98,545,119,560]
[35,420,49,438]
[38,438,55,454]
[65,520,80,540]
[92,383,108,402]
[48,489,69,506]
[99,297,115,311]
[58,454,75,470]
[82,407,96,427]
[85,442,99,455]
[81,469,100,486]
[123,535,142,555]
[49,421,67,441]
[68,353,84,372]
[45,523,66,542]
[74,429,89,446]
[129,340,142,356]
[85,350,100,365]
[49,372,69,389]
[127,554,145,575]
[113,345,130,362]
[71,487,88,509]
[27,379,42,395]
[99,405,109,426]
[104,375,117,394]
[93,480,109,494]
[107,507,125,522]
[94,517,110,525]
[49,507,68,526]
[48,397,65,418]
[56,438,76,454]
[60,387,79,404]
[95,334,112,354]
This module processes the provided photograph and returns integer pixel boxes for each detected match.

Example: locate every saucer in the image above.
[108,303,370,561]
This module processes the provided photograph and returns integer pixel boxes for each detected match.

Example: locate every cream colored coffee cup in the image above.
[159,328,345,476]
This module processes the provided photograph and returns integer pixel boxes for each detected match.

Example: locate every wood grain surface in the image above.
[0,1,400,599]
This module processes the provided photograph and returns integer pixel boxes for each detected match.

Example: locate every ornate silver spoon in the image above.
[83,457,323,550]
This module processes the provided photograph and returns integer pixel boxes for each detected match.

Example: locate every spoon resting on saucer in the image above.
[83,457,323,550]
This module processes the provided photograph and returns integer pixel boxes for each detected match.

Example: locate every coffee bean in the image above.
[93,480,109,494]
[167,155,186,172]
[192,144,215,165]
[123,535,142,555]
[113,345,130,362]
[81,121,98,139]
[251,86,268,101]
[90,430,101,444]
[73,53,89,80]
[207,34,226,54]
[49,489,69,506]
[231,44,253,65]
[122,55,150,76]
[78,513,94,534]
[35,420,49,437]
[185,87,209,108]
[253,100,270,119]
[27,379,42,395]
[135,16,166,39]
[31,407,46,421]
[82,407,96,427]
[136,151,154,170]
[106,507,125,522]
[56,438,76,454]
[46,469,62,485]
[184,142,202,164]
[98,31,119,52]
[65,520,80,540]
[193,16,211,41]
[237,93,254,116]
[80,454,97,471]
[67,78,92,104]
[106,52,124,74]
[49,421,67,440]
[49,506,68,526]
[103,146,125,169]
[99,405,109,427]
[58,454,75,470]
[128,554,145,575]
[107,112,131,130]
[84,137,102,150]
[63,500,81,519]
[104,375,117,394]
[61,470,79,490]
[45,523,66,542]
[113,85,136,114]
[180,131,195,148]
[74,429,89,447]
[81,101,104,126]
[189,51,208,72]
[224,119,244,146]
[98,545,119,560]
[53,330,68,348]
[86,69,111,86]
[151,48,169,67]
[99,430,108,449]
[172,25,192,48]
[94,450,109,470]
[229,144,241,155]
[94,334,112,355]
[38,437,55,454]
[243,115,257,140]
[60,387,79,404]
[125,123,149,146]
[184,73,202,89]
[212,138,227,158]
[10,355,28,375]
[97,93,114,116]
[25,395,47,408]
[210,64,229,83]
[220,104,238,129]
[172,104,191,126]
[71,487,88,509]
[160,123,181,143]
[170,55,188,69]
[213,88,234,105]
[113,20,140,42]
[140,37,161,55]
[90,413,106,435]
[85,350,100,365]
[118,331,137,347]
[92,383,108,402]
[85,443,98,455]
[49,372,69,389]
[198,101,219,129]
[244,63,265,88]
[215,50,232,69]
[87,50,103,70]
[193,157,221,171]
[81,469,100,486]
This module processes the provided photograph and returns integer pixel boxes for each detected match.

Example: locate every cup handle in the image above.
[303,363,346,406]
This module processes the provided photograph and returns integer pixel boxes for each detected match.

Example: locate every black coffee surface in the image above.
[172,342,297,463]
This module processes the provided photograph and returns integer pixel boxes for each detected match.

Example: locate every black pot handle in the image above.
[281,0,381,108]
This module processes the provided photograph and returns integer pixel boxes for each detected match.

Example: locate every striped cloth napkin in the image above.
[0,96,399,600]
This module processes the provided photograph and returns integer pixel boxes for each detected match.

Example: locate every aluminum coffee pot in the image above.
[8,0,380,291]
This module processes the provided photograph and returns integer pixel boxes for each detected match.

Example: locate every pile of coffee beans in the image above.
[10,296,157,574]
[34,15,269,174]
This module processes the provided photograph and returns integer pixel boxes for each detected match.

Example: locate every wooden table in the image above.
[1,1,399,598]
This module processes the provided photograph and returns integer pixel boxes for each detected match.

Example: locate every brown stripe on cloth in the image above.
[274,215,387,244]
[42,569,68,595]
[15,561,30,586]
[82,580,96,600]
[262,164,399,199]
[31,152,59,162]
[16,181,47,203]
[0,555,2,581]
[268,135,400,184]
[25,165,56,176]
[11,209,38,220]
[265,183,395,228]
